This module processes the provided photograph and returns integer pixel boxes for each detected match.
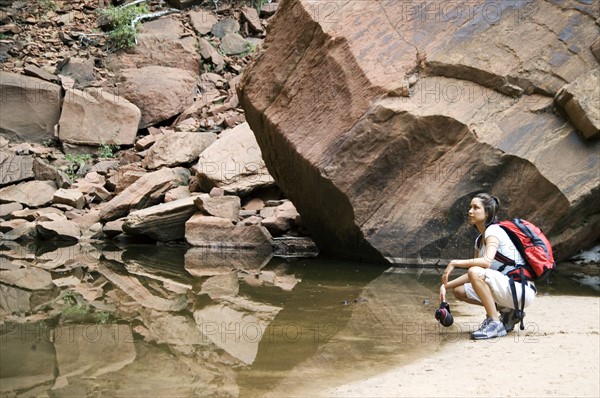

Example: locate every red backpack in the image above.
[493,218,555,330]
[495,218,555,282]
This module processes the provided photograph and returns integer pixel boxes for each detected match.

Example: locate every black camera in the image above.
[435,301,454,327]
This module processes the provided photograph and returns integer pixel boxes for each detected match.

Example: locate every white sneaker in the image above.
[471,317,507,340]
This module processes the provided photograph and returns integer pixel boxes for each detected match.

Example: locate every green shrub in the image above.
[97,143,120,158]
[97,4,149,50]
[61,291,87,315]
[96,311,112,324]
[65,153,92,182]
[39,0,57,12]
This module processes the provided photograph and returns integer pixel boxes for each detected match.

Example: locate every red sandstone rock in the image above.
[239,0,600,262]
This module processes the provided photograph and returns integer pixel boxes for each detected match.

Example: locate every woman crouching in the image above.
[440,193,537,340]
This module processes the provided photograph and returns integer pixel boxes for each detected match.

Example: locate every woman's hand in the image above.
[439,284,446,303]
[442,263,455,286]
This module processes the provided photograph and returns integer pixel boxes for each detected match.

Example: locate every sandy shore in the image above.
[321,294,600,397]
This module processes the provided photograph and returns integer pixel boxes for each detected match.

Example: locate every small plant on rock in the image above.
[65,153,92,182]
[254,0,269,11]
[97,311,112,324]
[243,41,257,56]
[61,291,88,316]
[42,137,61,148]
[39,0,58,13]
[97,4,148,50]
[97,142,120,158]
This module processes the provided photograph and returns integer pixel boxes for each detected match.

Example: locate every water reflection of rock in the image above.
[250,269,444,398]
[201,272,239,298]
[0,321,56,393]
[0,285,31,314]
[53,324,136,387]
[1,240,304,397]
[185,246,273,276]
[97,259,188,312]
[194,296,282,365]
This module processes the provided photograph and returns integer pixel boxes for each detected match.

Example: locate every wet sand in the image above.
[321,295,600,397]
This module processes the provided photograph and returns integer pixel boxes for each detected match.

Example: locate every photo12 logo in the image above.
[198,321,339,344]
[384,1,539,26]
[399,320,541,343]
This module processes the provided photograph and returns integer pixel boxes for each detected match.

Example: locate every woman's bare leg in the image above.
[453,285,484,306]
[468,267,498,318]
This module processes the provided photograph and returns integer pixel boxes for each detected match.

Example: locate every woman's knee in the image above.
[453,285,467,301]
[467,266,486,280]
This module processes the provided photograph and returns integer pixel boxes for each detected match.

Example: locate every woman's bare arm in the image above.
[445,272,469,289]
[449,235,500,269]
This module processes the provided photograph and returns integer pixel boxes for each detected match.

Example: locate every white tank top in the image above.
[475,224,526,273]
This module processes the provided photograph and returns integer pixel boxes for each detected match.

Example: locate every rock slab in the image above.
[0,72,61,144]
[123,196,198,242]
[59,88,142,146]
[0,180,57,208]
[143,131,217,170]
[98,167,190,221]
[555,67,600,139]
[194,122,275,195]
[185,213,272,249]
[238,0,600,262]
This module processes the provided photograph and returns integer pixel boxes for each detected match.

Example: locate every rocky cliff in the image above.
[239,0,600,262]
[0,1,316,254]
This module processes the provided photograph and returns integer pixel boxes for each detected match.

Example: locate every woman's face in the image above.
[468,198,487,225]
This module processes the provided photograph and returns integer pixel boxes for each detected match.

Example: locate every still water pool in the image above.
[0,241,597,397]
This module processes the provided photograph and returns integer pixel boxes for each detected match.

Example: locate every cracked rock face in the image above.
[239,0,600,262]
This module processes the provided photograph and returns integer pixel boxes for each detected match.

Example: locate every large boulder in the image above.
[122,196,198,242]
[239,0,600,262]
[555,67,600,139]
[105,16,201,74]
[0,152,34,187]
[189,10,218,35]
[260,200,301,237]
[58,57,95,89]
[197,37,226,72]
[58,88,142,146]
[143,131,217,170]
[36,212,81,241]
[98,167,190,221]
[0,202,22,219]
[220,33,249,56]
[194,194,241,222]
[0,285,31,315]
[0,180,57,208]
[0,219,37,241]
[0,72,61,143]
[185,213,273,249]
[53,188,85,209]
[193,122,275,195]
[117,66,198,128]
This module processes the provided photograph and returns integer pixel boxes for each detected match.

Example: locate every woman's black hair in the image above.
[473,192,500,227]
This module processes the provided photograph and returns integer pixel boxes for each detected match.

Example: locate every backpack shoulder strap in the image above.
[497,221,527,262]
[475,234,482,249]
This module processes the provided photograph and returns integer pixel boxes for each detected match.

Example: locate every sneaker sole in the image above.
[471,329,508,340]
